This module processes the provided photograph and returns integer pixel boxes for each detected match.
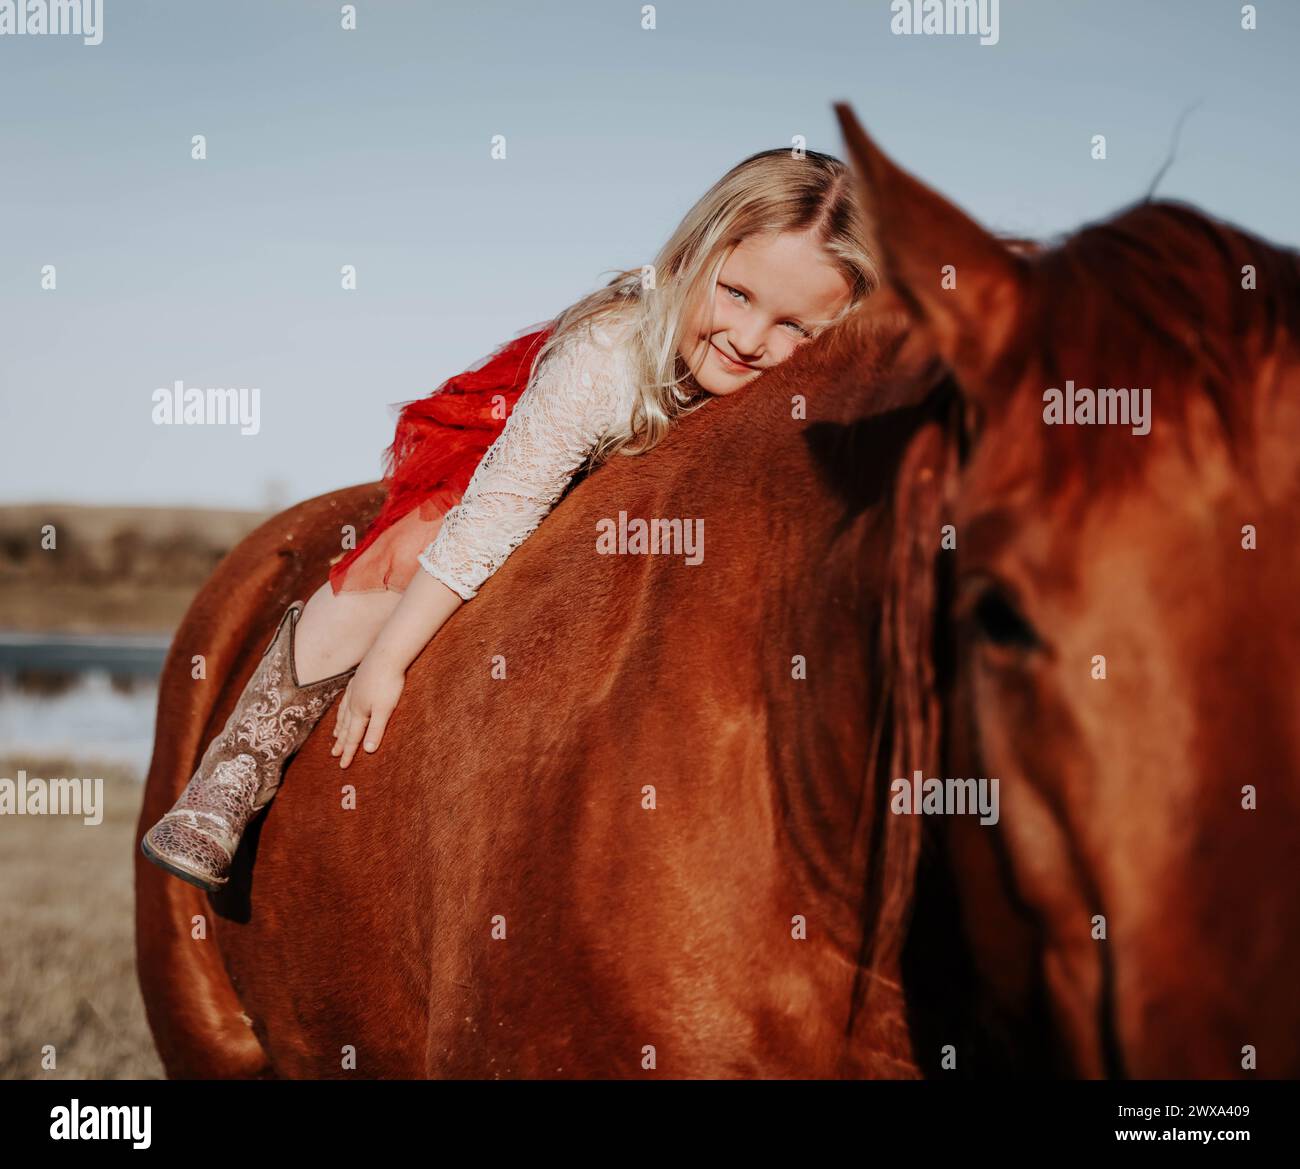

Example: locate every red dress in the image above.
[328,324,554,595]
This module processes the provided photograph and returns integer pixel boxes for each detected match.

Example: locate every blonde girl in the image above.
[142,146,879,892]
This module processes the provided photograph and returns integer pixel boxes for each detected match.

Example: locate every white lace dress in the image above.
[416,312,639,600]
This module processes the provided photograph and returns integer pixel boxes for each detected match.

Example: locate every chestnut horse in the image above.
[136,105,1300,1078]
[134,288,951,1077]
[834,106,1300,1077]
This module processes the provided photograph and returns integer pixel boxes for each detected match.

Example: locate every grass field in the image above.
[0,754,164,1079]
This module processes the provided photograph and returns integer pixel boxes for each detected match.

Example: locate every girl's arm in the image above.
[332,316,629,767]
[370,567,463,672]
[331,569,463,767]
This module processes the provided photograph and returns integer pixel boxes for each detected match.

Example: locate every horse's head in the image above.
[837,104,1300,1076]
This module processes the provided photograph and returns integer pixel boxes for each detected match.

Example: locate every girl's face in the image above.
[679,230,854,396]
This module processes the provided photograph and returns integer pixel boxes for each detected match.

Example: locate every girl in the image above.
[141,147,879,892]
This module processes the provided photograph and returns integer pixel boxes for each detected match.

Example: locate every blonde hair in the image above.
[522,147,880,471]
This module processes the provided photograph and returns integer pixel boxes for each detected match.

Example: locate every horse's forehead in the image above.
[953,389,1254,569]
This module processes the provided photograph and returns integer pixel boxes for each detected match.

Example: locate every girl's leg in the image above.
[142,590,371,892]
[292,581,402,684]
[142,581,402,891]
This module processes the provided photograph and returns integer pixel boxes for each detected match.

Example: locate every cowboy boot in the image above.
[140,599,356,893]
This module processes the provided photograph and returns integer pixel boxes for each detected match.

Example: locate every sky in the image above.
[2,0,1296,510]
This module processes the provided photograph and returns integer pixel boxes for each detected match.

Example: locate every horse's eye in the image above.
[959,578,1040,651]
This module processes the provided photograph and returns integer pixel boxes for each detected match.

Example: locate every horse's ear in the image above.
[834,102,1027,399]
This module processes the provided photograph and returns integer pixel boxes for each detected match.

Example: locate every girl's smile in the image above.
[709,340,759,374]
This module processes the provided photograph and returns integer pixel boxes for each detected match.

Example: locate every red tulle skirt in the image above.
[328,323,554,595]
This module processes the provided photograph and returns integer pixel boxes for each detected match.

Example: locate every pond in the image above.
[0,631,168,777]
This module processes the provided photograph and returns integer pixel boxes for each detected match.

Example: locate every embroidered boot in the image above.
[140,599,355,892]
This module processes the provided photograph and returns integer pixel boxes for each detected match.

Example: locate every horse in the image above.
[134,289,954,1077]
[135,103,1300,1078]
[833,103,1300,1077]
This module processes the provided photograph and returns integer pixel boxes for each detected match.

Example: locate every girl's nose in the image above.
[728,329,765,365]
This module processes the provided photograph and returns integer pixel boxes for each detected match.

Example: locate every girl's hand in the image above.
[332,651,406,768]
[329,569,465,768]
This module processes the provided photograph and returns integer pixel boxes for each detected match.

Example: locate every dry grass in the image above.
[0,753,163,1079]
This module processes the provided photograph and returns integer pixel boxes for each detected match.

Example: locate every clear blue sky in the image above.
[2,0,1296,510]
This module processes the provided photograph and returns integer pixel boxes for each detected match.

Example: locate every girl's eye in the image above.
[723,285,808,337]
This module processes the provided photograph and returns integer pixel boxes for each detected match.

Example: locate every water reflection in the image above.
[0,634,167,777]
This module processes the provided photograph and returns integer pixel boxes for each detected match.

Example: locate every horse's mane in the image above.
[1000,201,1300,502]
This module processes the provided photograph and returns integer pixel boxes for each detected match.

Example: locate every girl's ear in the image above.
[834,102,1028,403]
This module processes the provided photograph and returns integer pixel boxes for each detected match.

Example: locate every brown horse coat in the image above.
[139,107,1300,1079]
[135,305,948,1078]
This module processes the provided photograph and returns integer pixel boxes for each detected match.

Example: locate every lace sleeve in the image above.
[416,322,626,601]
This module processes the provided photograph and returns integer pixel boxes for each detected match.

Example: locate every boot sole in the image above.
[140,833,228,894]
